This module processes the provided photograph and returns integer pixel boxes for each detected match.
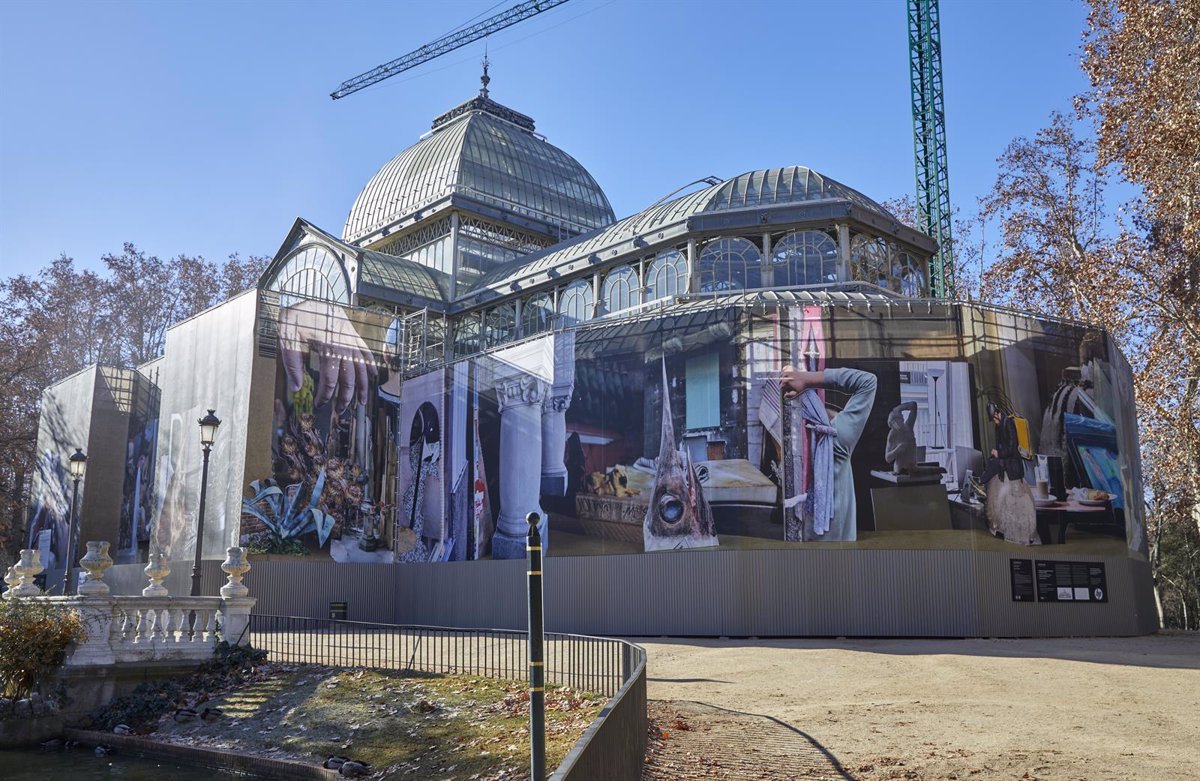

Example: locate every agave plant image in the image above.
[242,468,336,548]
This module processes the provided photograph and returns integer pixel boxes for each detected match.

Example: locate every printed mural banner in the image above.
[224,300,1144,564]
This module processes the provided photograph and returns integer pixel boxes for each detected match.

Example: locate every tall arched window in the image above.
[850,235,891,289]
[484,303,516,348]
[600,265,639,314]
[895,252,926,297]
[645,249,687,301]
[698,237,762,293]
[522,293,553,335]
[771,231,839,287]
[557,279,594,325]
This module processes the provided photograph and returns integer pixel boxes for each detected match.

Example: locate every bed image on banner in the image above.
[396,369,449,563]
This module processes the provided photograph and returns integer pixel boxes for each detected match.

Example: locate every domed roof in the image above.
[343,96,615,244]
[469,165,915,298]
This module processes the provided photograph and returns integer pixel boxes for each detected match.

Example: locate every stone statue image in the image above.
[885,401,919,474]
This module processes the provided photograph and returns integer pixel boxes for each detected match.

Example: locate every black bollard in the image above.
[526,512,545,780]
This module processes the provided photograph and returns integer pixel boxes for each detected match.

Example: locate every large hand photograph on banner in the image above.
[243,299,389,561]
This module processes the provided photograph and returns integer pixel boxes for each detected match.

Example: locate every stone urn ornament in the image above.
[219,547,250,598]
[143,549,170,597]
[2,565,19,599]
[78,541,113,596]
[11,549,44,597]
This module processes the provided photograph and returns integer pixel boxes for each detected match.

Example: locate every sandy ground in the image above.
[638,632,1200,781]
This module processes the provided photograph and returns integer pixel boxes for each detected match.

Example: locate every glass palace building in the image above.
[30,84,1156,636]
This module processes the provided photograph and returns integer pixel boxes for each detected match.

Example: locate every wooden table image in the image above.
[1035,501,1110,544]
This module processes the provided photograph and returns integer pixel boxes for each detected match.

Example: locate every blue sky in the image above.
[0,0,1094,276]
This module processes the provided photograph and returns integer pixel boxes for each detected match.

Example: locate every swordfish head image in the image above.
[644,360,719,551]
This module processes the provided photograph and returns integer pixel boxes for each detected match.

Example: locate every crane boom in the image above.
[909,0,954,298]
[331,0,572,100]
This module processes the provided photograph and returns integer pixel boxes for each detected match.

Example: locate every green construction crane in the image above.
[909,0,955,298]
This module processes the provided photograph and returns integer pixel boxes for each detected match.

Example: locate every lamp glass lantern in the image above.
[198,410,221,447]
[68,448,88,479]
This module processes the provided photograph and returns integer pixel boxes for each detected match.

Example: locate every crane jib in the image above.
[331,0,573,100]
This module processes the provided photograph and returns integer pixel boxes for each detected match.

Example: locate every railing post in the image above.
[64,596,116,667]
[219,547,254,645]
[527,512,545,781]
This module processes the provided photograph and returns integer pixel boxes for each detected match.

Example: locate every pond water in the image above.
[0,747,260,780]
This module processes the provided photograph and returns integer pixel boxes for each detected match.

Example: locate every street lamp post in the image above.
[64,448,87,595]
[190,410,221,597]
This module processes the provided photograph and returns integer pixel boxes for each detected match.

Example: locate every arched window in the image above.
[453,315,481,357]
[645,249,687,301]
[557,279,594,325]
[600,265,639,314]
[522,293,553,335]
[265,245,351,304]
[895,252,926,297]
[771,231,839,287]
[850,235,892,289]
[698,237,762,293]
[484,303,516,348]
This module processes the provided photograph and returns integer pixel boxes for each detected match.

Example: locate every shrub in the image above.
[0,598,87,699]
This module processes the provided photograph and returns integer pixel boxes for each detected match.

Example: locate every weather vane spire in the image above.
[480,44,490,99]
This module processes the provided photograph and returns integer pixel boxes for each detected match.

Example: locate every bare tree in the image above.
[0,246,270,558]
[1082,0,1200,559]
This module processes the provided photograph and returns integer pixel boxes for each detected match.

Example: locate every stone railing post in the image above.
[219,547,255,645]
[63,596,116,667]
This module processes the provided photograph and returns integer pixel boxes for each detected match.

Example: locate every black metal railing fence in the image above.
[248,614,637,698]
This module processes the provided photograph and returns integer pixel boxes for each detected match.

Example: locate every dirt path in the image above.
[639,633,1200,780]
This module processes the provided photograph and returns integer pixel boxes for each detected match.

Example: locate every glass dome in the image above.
[343,97,615,244]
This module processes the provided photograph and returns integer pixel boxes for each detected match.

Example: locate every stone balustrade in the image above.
[57,593,255,667]
[5,543,256,667]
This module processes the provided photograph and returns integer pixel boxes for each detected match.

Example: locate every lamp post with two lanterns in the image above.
[190,410,221,597]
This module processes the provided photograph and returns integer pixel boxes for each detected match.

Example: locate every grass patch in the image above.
[152,664,606,780]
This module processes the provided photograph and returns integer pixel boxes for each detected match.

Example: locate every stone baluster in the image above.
[143,551,170,597]
[164,608,178,643]
[133,606,152,644]
[203,609,217,643]
[114,604,133,644]
[175,606,191,643]
[492,375,548,559]
[149,607,165,643]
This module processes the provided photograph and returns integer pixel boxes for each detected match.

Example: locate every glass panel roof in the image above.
[468,166,902,298]
[359,249,451,303]
[343,104,614,243]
